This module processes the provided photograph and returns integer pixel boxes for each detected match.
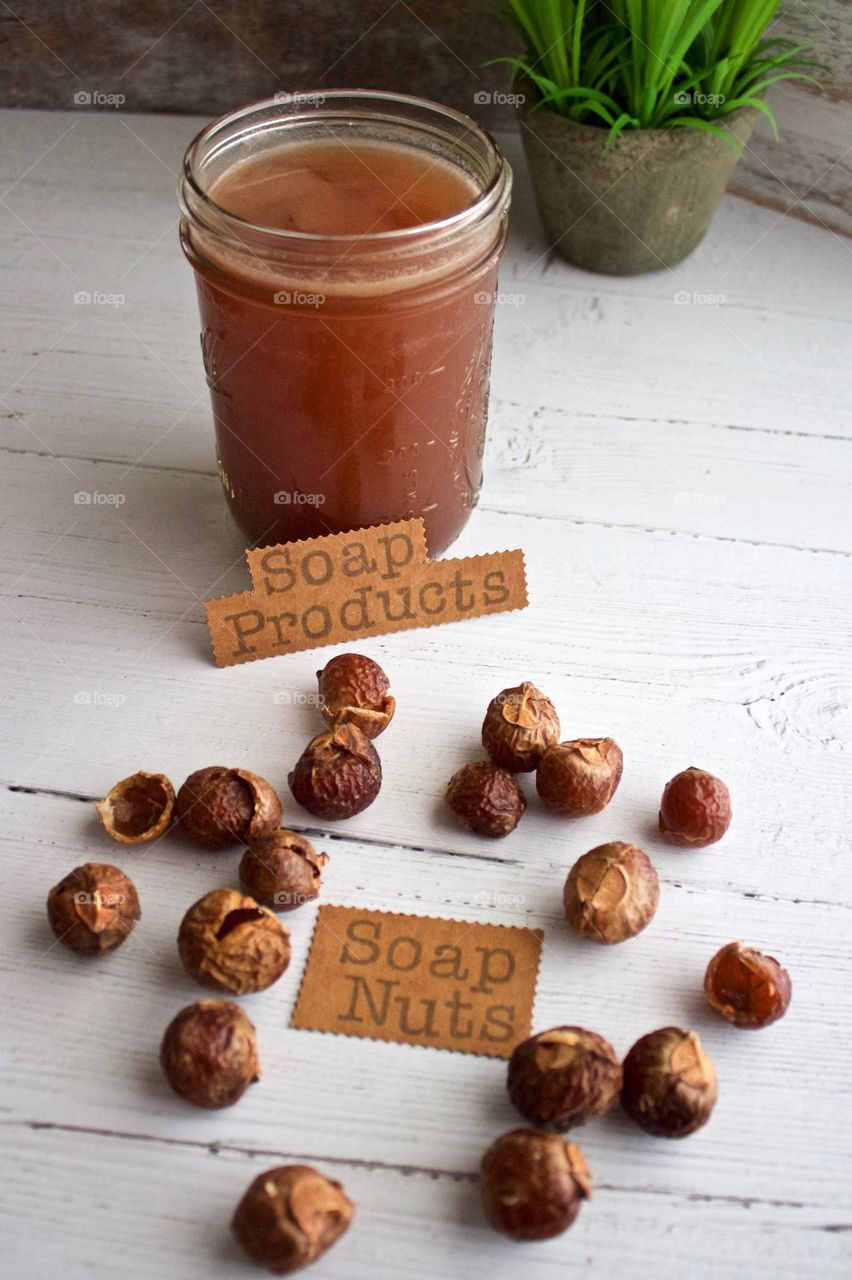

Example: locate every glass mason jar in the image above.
[179,91,512,555]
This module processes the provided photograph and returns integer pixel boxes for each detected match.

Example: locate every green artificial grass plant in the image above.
[493,0,821,146]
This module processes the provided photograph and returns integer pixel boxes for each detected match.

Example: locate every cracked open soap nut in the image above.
[508,1026,622,1129]
[160,1000,259,1109]
[47,862,140,955]
[175,766,281,849]
[240,831,328,911]
[480,1129,591,1241]
[96,771,175,844]
[445,761,526,837]
[178,888,291,995]
[564,841,659,943]
[659,766,731,847]
[317,652,395,739]
[704,940,792,1028]
[232,1164,354,1274]
[621,1027,717,1137]
[289,723,381,820]
[536,737,623,816]
[481,681,560,772]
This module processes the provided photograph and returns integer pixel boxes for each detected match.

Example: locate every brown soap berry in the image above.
[240,831,329,912]
[160,1000,259,1109]
[704,940,792,1029]
[508,1026,622,1129]
[659,766,731,847]
[481,681,560,772]
[564,841,659,943]
[175,766,281,849]
[621,1027,717,1138]
[445,761,526,837]
[96,771,175,844]
[480,1129,591,1241]
[178,888,291,995]
[47,862,140,956]
[232,1164,354,1274]
[536,737,623,816]
[317,652,395,739]
[289,723,381,820]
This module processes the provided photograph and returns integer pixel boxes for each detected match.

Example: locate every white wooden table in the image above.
[1,109,851,1280]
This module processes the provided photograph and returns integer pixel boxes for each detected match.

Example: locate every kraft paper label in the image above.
[290,905,543,1058]
[204,518,527,665]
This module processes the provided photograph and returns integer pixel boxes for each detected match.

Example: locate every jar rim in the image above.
[180,89,510,247]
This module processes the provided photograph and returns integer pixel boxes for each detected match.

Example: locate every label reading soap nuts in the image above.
[291,905,543,1058]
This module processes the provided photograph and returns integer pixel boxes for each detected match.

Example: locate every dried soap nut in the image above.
[288,723,381,820]
[96,771,175,844]
[508,1026,622,1129]
[536,737,623,816]
[232,1164,354,1274]
[178,888,291,995]
[317,652,395,739]
[481,681,560,772]
[480,1129,591,1241]
[47,862,141,956]
[445,761,526,838]
[160,1000,259,1109]
[175,766,282,849]
[240,831,329,912]
[704,940,792,1029]
[564,841,659,943]
[621,1027,717,1138]
[659,766,731,847]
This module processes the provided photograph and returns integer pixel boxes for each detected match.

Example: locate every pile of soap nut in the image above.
[43,660,791,1269]
[45,653,397,1274]
[445,680,791,1241]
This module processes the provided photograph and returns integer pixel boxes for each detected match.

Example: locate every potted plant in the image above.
[493,0,819,273]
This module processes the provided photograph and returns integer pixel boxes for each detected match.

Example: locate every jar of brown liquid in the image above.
[179,91,512,555]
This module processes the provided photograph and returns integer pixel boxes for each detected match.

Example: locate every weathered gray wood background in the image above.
[0,0,849,235]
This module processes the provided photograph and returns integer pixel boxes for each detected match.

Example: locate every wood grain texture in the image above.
[0,109,851,1278]
[5,1125,848,1280]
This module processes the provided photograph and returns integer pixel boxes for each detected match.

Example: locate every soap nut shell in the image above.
[178,888,291,995]
[175,766,282,849]
[564,841,659,943]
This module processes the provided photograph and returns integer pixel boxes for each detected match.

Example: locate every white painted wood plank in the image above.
[5,375,852,551]
[3,1125,847,1280]
[1,791,849,1217]
[488,274,852,440]
[1,467,850,906]
[1,587,849,909]
[485,400,852,553]
[1,114,851,500]
[2,111,848,327]
[1,108,851,1280]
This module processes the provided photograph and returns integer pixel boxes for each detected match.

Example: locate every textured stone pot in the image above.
[518,95,758,274]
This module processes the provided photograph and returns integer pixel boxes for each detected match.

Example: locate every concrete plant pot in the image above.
[517,90,758,275]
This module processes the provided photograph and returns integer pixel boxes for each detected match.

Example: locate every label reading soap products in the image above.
[204,518,527,665]
[291,905,543,1058]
